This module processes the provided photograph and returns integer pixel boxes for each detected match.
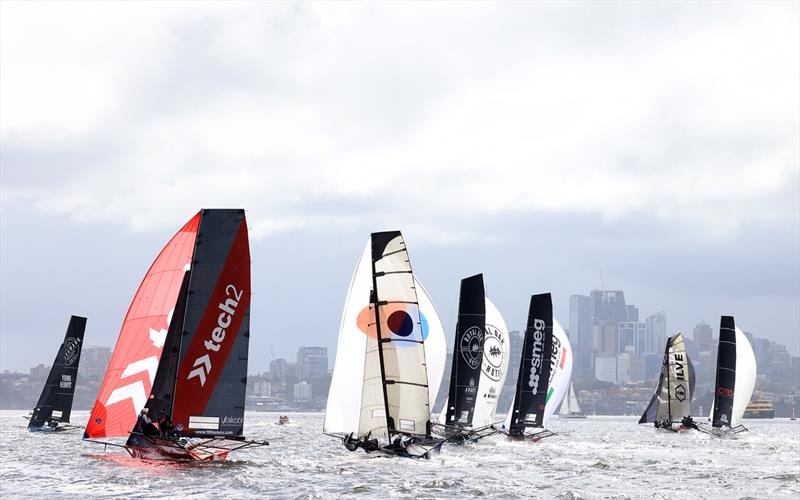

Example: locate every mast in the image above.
[444,274,486,426]
[29,316,86,428]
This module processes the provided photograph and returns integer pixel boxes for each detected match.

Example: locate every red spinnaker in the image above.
[85,213,200,438]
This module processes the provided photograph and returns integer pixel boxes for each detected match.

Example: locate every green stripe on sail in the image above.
[545,387,554,403]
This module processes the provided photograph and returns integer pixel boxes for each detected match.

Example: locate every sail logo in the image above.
[527,318,546,395]
[482,324,506,381]
[222,416,243,425]
[674,384,686,402]
[460,326,484,370]
[60,374,72,389]
[63,337,81,366]
[718,386,734,398]
[673,353,686,381]
[188,284,243,386]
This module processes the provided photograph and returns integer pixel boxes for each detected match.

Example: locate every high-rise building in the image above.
[297,346,328,380]
[644,312,667,354]
[270,358,289,382]
[504,330,523,388]
[593,321,617,355]
[595,356,617,384]
[618,321,646,354]
[79,346,112,380]
[590,290,630,325]
[569,295,592,373]
[626,305,640,323]
[693,321,713,352]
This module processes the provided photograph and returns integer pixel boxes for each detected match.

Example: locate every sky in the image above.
[1,1,798,374]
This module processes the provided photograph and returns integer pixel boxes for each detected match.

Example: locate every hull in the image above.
[558,413,587,419]
[125,436,230,461]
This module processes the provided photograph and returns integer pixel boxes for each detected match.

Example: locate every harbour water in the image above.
[1,411,798,499]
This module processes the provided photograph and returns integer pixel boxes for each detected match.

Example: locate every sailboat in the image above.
[500,293,573,442]
[698,316,757,436]
[638,333,696,432]
[83,209,267,460]
[27,316,86,432]
[558,382,586,419]
[323,231,447,458]
[433,273,510,442]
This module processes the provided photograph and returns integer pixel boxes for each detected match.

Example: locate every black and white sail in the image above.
[505,293,554,436]
[442,274,486,427]
[639,333,695,425]
[28,316,86,430]
[708,316,757,430]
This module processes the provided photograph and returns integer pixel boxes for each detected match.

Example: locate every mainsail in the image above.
[639,333,695,424]
[504,295,572,435]
[86,209,251,441]
[442,274,486,427]
[506,294,554,434]
[709,316,757,429]
[29,316,86,429]
[324,234,445,439]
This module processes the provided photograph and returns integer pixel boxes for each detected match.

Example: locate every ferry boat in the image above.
[743,400,775,419]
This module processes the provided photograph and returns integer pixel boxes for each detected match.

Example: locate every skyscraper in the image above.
[693,321,713,352]
[297,346,328,380]
[569,295,592,374]
[644,312,667,354]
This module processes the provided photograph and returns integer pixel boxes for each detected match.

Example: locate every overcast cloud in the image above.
[1,1,798,372]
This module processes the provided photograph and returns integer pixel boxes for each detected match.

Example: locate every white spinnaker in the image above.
[706,326,758,427]
[417,280,446,411]
[503,317,573,430]
[732,327,757,427]
[472,297,510,427]
[543,319,573,426]
[323,240,371,436]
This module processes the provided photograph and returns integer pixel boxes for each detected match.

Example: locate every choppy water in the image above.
[1,411,798,499]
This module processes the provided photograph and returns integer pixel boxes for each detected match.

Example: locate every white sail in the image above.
[504,317,573,430]
[731,326,757,427]
[559,383,581,415]
[543,319,573,426]
[472,297,510,427]
[417,281,446,411]
[667,333,692,421]
[323,241,371,436]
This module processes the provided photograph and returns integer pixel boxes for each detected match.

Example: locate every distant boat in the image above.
[83,209,267,460]
[501,293,572,442]
[699,316,757,436]
[558,382,586,419]
[28,316,86,432]
[323,231,447,459]
[743,400,775,419]
[434,273,510,443]
[638,333,696,432]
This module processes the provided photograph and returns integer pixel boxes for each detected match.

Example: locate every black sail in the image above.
[29,316,86,429]
[509,293,554,434]
[444,274,486,426]
[712,315,737,428]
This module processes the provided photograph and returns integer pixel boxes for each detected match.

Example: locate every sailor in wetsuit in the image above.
[157,410,174,438]
[681,415,698,430]
[137,409,159,437]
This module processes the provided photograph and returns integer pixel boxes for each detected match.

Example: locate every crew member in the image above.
[157,410,174,438]
[138,409,159,437]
